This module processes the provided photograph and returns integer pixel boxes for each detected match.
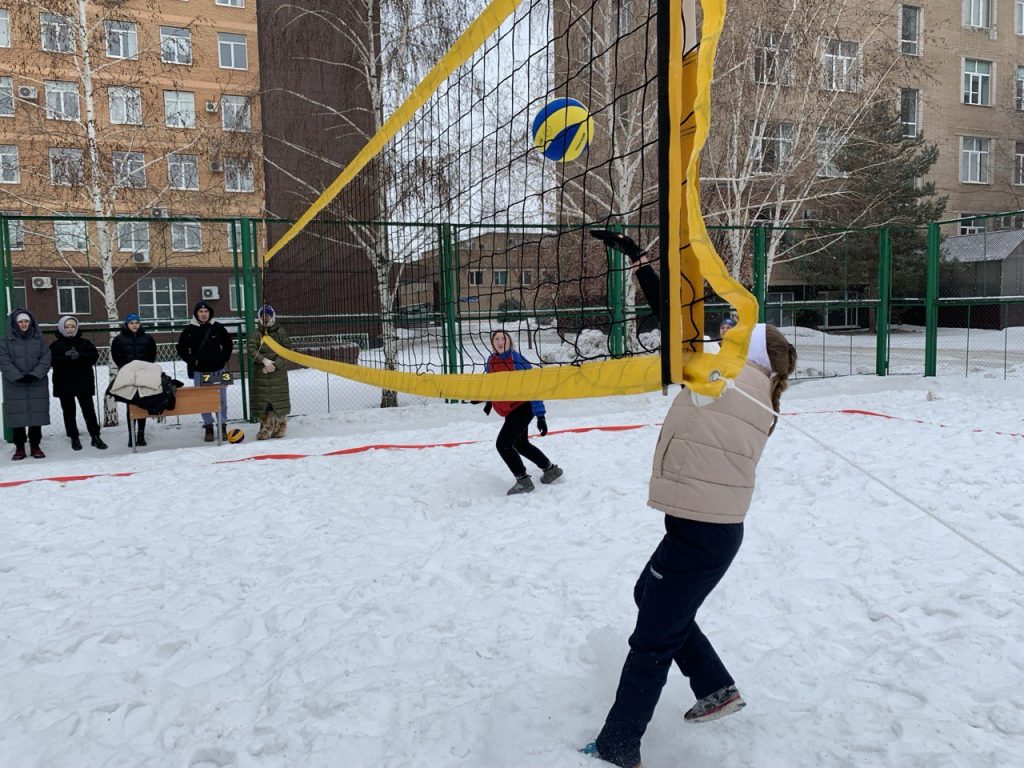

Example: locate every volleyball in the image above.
[531,98,594,163]
[226,428,245,444]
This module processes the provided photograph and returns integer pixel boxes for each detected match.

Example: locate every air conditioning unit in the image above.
[209,161,224,173]
[31,276,52,289]
[205,100,218,113]
[17,86,38,100]
[151,207,171,218]
[132,251,150,264]
[201,285,220,300]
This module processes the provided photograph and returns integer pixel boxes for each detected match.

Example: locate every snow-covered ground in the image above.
[1,374,1022,767]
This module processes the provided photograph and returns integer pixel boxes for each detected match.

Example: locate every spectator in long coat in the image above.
[247,305,292,439]
[0,309,51,460]
[50,315,107,451]
[110,313,157,446]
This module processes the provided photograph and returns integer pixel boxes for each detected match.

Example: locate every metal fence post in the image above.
[876,227,891,376]
[606,224,626,357]
[0,215,11,442]
[438,223,460,377]
[752,226,767,322]
[239,218,257,421]
[925,222,940,377]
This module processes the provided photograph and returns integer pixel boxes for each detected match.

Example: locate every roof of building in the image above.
[941,229,1024,263]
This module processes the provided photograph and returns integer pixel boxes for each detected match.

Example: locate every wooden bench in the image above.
[128,385,225,452]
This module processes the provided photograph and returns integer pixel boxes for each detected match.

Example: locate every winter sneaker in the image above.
[90,435,108,450]
[579,742,642,768]
[684,684,746,723]
[540,464,563,484]
[11,445,26,461]
[70,436,83,451]
[30,445,46,459]
[204,425,215,443]
[506,474,535,495]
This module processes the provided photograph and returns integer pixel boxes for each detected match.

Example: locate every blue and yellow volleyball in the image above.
[531,98,594,163]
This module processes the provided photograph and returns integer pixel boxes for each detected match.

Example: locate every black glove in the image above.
[65,349,80,360]
[16,374,36,383]
[536,416,548,436]
[483,402,492,416]
[590,229,646,262]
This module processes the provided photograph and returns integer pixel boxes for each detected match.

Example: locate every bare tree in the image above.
[7,1,261,424]
[701,0,922,284]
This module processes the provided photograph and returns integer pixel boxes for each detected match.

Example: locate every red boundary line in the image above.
[2,412,1018,489]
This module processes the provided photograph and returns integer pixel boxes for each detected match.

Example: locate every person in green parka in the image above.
[247,305,291,439]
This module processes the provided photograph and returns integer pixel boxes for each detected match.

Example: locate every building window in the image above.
[104,20,138,59]
[218,33,248,70]
[468,270,484,286]
[167,153,199,190]
[49,147,84,186]
[1016,69,1024,111]
[822,39,859,92]
[45,81,80,121]
[171,221,202,252]
[117,221,150,257]
[963,59,992,105]
[1,211,24,248]
[11,278,25,310]
[220,95,251,132]
[1014,142,1024,186]
[216,0,245,6]
[138,276,188,320]
[493,269,509,286]
[228,276,247,311]
[57,278,91,314]
[900,6,922,56]
[224,157,254,192]
[960,137,990,183]
[959,214,985,235]
[0,145,18,183]
[964,0,990,29]
[816,128,847,178]
[160,26,192,65]
[40,13,74,53]
[1017,0,1024,35]
[112,151,146,188]
[0,10,9,48]
[164,91,195,128]
[753,30,793,86]
[754,122,794,172]
[108,86,142,125]
[0,76,13,117]
[520,269,533,286]
[900,88,919,138]
[54,220,88,252]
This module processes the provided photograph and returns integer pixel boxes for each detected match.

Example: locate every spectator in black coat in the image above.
[50,316,107,451]
[110,312,157,446]
[175,300,234,442]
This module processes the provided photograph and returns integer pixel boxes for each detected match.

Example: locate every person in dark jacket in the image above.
[175,300,233,442]
[50,315,107,451]
[0,309,51,460]
[110,312,157,446]
[483,329,562,495]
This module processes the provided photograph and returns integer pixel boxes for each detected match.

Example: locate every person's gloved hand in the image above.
[65,348,80,360]
[590,229,646,262]
[16,374,36,383]
[536,416,548,436]
[483,402,492,416]
[262,358,276,373]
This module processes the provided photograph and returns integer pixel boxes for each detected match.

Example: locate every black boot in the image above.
[135,429,147,447]
[506,474,535,495]
[204,425,215,443]
[90,434,108,450]
[70,436,83,451]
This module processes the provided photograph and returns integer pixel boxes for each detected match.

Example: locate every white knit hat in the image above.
[15,312,30,323]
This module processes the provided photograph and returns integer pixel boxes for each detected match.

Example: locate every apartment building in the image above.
[0,0,263,324]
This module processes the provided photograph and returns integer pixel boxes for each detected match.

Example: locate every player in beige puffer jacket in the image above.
[587,323,797,768]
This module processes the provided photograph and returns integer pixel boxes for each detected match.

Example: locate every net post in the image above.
[240,218,257,420]
[438,222,460,379]
[925,222,939,376]
[607,224,626,358]
[752,226,767,322]
[876,227,891,376]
